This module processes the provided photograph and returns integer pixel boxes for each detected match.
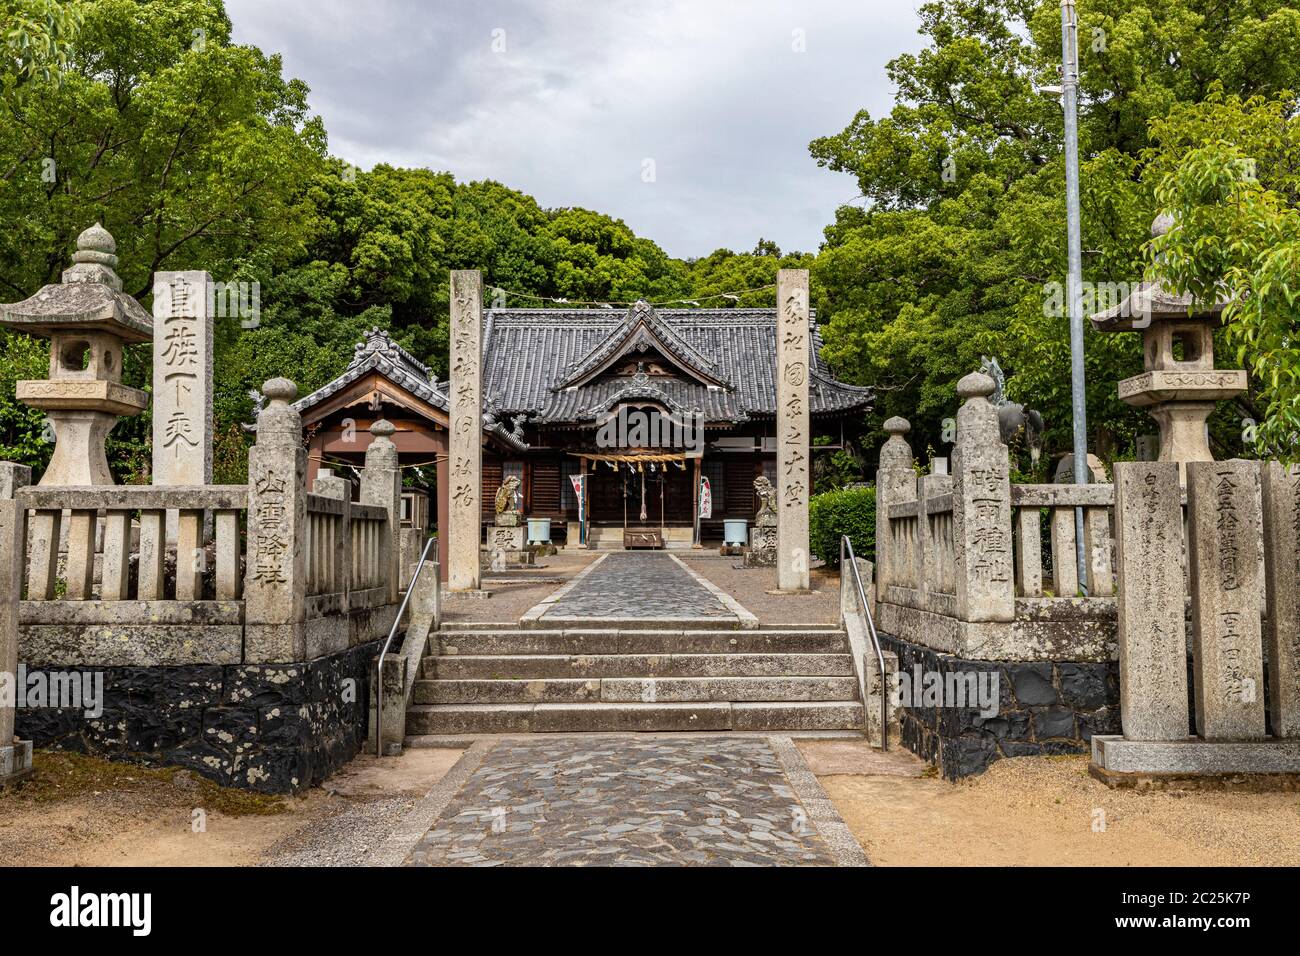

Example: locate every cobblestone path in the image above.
[403,737,859,866]
[539,552,738,621]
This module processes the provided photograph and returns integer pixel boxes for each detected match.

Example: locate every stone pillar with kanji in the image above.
[775,268,811,592]
[448,270,483,591]
[152,270,215,553]
[244,379,309,663]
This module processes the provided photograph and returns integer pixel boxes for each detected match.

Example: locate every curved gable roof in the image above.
[483,305,872,425]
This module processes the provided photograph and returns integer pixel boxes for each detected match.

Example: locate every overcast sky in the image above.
[224,0,925,259]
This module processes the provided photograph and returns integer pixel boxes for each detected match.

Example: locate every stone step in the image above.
[413,675,860,705]
[405,701,865,734]
[424,652,856,680]
[437,629,849,656]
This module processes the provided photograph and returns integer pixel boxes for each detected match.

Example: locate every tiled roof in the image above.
[483,304,872,424]
[294,327,451,415]
[294,327,529,452]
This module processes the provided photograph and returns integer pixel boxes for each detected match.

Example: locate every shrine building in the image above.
[294,300,872,567]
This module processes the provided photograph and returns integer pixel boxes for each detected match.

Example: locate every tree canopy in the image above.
[1,0,1297,482]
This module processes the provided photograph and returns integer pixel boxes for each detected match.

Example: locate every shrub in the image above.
[809,485,876,568]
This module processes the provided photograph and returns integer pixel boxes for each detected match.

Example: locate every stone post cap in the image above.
[262,378,298,404]
[370,419,396,439]
[956,371,996,401]
[254,378,302,447]
[0,461,32,499]
[883,416,911,436]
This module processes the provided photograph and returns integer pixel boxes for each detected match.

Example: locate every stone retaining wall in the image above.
[16,640,378,794]
[881,632,1122,779]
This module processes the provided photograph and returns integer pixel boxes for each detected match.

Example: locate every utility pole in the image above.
[1061,0,1089,591]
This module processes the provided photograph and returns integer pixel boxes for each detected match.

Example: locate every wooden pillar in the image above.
[581,456,592,548]
[692,455,702,547]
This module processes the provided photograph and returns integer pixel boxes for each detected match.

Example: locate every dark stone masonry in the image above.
[880,633,1121,780]
[16,641,378,794]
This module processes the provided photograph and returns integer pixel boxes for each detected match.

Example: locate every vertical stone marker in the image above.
[152,271,214,561]
[1262,461,1300,737]
[448,270,483,592]
[951,372,1014,622]
[0,463,33,783]
[1187,460,1266,740]
[1114,461,1189,740]
[775,269,811,592]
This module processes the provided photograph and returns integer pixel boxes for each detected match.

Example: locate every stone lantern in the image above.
[0,224,152,485]
[1090,214,1248,479]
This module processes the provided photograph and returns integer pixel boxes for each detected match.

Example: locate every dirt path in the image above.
[0,748,464,867]
[799,742,1300,867]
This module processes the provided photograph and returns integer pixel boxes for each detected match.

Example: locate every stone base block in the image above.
[495,513,521,528]
[0,741,34,786]
[481,548,534,570]
[744,547,777,568]
[1091,734,1300,779]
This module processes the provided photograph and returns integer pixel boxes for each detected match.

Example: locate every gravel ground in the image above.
[260,794,422,866]
[819,752,1300,866]
[676,555,841,624]
[442,551,599,625]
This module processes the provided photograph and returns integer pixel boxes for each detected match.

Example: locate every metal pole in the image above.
[1061,0,1089,591]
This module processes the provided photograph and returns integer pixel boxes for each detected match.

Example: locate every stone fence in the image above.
[874,370,1298,784]
[876,373,1118,666]
[874,372,1126,778]
[0,380,409,792]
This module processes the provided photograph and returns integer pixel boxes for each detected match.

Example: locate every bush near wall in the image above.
[809,485,876,568]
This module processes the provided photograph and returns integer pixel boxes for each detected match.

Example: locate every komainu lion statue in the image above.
[495,475,522,516]
[753,475,777,525]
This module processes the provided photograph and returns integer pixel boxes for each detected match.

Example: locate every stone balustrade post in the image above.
[951,372,1015,622]
[1262,461,1300,737]
[244,379,309,663]
[360,421,403,605]
[0,463,33,783]
[1113,461,1189,740]
[918,470,952,603]
[314,467,351,600]
[875,417,915,596]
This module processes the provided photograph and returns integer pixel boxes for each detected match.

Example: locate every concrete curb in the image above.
[365,740,496,867]
[769,734,870,867]
[668,552,760,629]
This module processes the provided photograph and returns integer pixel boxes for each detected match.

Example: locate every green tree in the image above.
[809,0,1300,470]
[0,0,325,478]
[1146,90,1300,458]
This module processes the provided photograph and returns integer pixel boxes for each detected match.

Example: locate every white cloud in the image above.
[225,0,925,258]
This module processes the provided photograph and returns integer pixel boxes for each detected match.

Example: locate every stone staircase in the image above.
[406,622,864,735]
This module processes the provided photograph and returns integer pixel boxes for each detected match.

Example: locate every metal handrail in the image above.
[841,535,889,752]
[376,536,437,757]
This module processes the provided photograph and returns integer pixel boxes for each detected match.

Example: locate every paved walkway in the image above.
[372,736,866,867]
[523,552,757,626]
